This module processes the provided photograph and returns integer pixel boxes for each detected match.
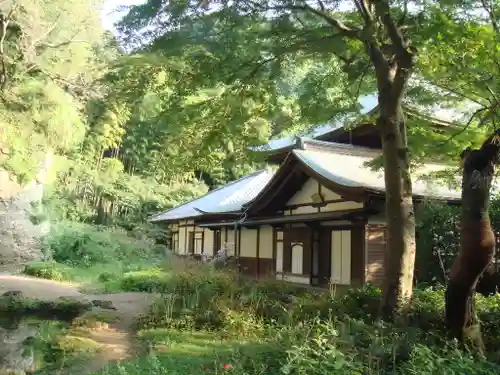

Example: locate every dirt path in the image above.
[0,274,159,375]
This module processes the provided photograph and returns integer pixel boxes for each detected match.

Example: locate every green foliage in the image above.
[118,268,169,293]
[0,0,110,184]
[415,196,500,285]
[0,294,92,320]
[42,154,210,227]
[42,222,158,268]
[91,265,500,375]
[417,1,500,132]
[23,261,73,281]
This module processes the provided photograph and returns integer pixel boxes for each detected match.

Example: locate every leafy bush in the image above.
[130,266,500,375]
[42,222,157,268]
[119,268,170,293]
[23,261,73,281]
[415,196,500,285]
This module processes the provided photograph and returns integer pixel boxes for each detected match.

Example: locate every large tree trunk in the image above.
[445,130,500,349]
[378,100,416,320]
[361,2,418,319]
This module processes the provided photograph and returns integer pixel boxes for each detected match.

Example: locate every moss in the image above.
[0,294,92,322]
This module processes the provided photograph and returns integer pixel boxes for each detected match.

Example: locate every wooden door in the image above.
[213,229,222,252]
[318,229,332,287]
[283,227,312,276]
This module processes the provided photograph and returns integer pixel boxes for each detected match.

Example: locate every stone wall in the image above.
[0,152,52,272]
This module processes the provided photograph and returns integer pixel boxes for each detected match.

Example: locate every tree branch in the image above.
[373,0,408,56]
[353,0,373,24]
[440,106,490,146]
[228,33,352,84]
[316,0,326,12]
[481,0,500,35]
[36,39,90,50]
[0,5,16,91]
[430,82,487,107]
[398,0,409,26]
[294,3,360,38]
[353,61,371,100]
[246,1,362,40]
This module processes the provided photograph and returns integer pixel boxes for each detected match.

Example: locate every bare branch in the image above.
[366,41,390,83]
[292,13,307,28]
[484,80,499,103]
[391,54,414,99]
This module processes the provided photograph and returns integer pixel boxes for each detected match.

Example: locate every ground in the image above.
[0,274,159,375]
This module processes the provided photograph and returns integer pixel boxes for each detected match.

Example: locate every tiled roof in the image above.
[148,169,275,222]
[292,141,462,201]
[255,102,469,154]
[195,169,274,213]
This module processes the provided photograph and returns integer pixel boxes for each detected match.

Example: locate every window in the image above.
[291,242,304,275]
[194,232,203,254]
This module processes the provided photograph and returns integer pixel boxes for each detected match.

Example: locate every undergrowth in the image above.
[18,220,500,374]
[22,221,165,287]
[92,266,500,375]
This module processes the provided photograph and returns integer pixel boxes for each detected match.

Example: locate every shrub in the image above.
[23,261,72,281]
[97,271,117,283]
[42,222,157,268]
[415,195,500,285]
[119,268,169,293]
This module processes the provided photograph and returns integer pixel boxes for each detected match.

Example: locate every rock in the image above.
[0,152,53,272]
[0,320,37,374]
[91,300,117,310]
[2,291,22,298]
[55,296,93,313]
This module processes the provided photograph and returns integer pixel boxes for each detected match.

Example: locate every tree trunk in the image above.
[445,130,500,349]
[378,102,416,320]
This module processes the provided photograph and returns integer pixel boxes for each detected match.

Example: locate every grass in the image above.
[16,220,500,375]
[97,330,275,375]
[85,265,500,375]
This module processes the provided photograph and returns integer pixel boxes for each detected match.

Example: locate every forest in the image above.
[1,0,500,374]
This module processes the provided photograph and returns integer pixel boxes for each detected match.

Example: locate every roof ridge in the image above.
[297,138,382,157]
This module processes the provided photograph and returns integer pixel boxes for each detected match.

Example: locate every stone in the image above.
[0,320,37,374]
[91,300,117,310]
[2,291,22,298]
[56,296,93,311]
[0,152,53,272]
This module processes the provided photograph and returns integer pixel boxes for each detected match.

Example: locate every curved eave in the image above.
[245,149,462,216]
[243,154,302,214]
[244,153,368,216]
